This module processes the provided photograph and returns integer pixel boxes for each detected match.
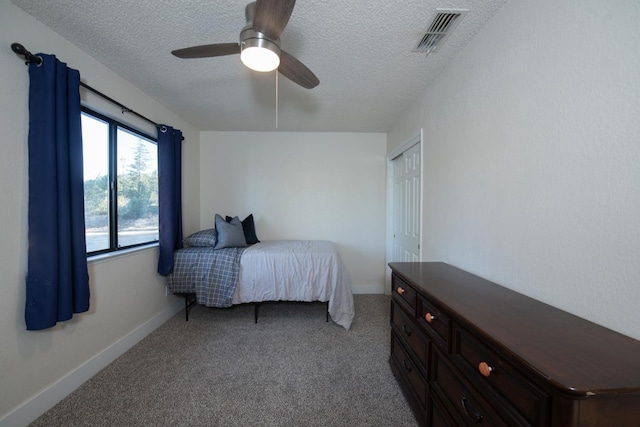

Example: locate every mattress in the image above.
[167,240,355,329]
[233,240,355,329]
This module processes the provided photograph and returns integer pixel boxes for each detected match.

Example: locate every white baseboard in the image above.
[0,301,183,427]
[351,283,385,294]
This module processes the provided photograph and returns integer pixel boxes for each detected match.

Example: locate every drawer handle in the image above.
[402,324,412,336]
[402,358,413,372]
[461,396,483,424]
[478,361,493,377]
[425,312,436,323]
[397,287,406,295]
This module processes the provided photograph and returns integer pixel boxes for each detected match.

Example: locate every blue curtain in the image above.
[25,54,90,330]
[157,125,183,275]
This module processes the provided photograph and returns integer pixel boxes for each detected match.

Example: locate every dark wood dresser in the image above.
[388,262,640,427]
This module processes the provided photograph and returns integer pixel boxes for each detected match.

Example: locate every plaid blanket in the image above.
[167,247,246,307]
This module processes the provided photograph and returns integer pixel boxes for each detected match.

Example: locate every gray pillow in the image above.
[183,228,217,247]
[214,214,248,249]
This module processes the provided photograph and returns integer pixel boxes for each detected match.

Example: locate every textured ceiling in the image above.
[11,0,507,132]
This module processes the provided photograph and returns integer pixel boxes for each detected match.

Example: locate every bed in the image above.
[166,239,355,330]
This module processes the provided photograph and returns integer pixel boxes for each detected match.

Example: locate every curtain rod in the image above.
[78,81,161,129]
[11,42,183,139]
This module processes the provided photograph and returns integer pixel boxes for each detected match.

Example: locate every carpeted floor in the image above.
[29,295,418,427]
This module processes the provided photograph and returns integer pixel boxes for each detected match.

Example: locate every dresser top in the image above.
[389,262,640,396]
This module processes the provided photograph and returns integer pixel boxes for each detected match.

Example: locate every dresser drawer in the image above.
[392,274,417,314]
[429,394,457,427]
[391,300,429,374]
[391,330,428,409]
[418,294,449,346]
[431,346,509,427]
[452,324,550,426]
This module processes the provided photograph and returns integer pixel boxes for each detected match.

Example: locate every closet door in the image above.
[392,142,421,262]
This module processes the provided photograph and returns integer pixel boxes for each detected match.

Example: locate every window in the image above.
[81,108,159,255]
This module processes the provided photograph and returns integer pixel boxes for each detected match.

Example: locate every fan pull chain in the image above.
[275,70,279,129]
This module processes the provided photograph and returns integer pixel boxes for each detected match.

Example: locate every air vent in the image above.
[413,9,468,56]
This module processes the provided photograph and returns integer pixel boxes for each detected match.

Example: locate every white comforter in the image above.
[232,240,355,330]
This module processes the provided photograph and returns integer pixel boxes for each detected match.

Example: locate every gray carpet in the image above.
[30,295,418,427]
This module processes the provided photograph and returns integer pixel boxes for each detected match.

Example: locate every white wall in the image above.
[388,0,640,340]
[0,1,201,424]
[200,131,387,293]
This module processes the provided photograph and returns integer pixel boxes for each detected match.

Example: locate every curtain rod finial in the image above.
[11,42,42,65]
[11,43,27,55]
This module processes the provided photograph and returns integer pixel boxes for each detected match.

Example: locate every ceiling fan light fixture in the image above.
[172,1,319,89]
[240,37,280,72]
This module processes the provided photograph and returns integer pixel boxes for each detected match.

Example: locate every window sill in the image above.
[88,243,159,265]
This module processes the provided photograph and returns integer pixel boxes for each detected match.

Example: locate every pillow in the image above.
[214,214,248,249]
[225,214,260,245]
[183,228,217,247]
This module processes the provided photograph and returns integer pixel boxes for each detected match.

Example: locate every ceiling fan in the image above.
[171,0,319,89]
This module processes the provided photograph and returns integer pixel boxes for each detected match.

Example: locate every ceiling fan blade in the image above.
[253,0,296,39]
[278,50,319,89]
[171,43,240,59]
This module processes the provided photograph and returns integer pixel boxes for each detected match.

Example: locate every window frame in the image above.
[81,106,159,256]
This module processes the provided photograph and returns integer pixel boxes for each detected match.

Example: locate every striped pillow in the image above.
[183,228,217,247]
